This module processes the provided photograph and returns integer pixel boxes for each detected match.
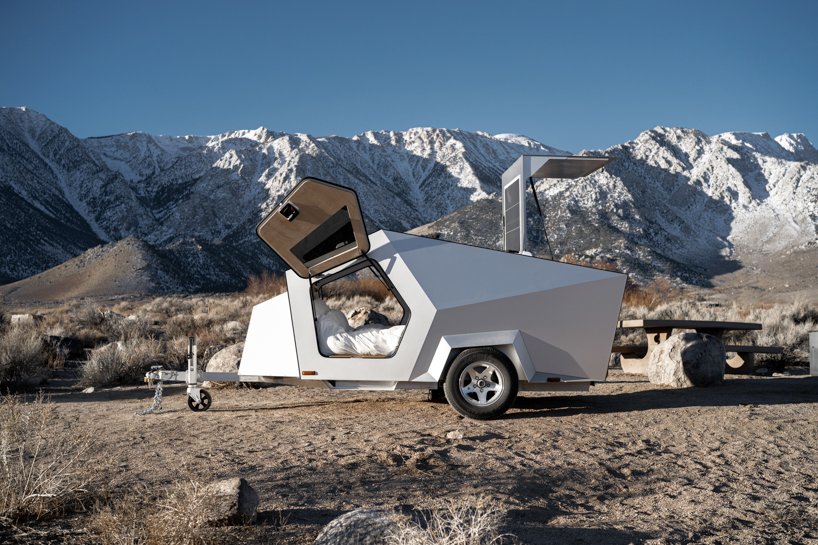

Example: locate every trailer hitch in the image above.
[137,365,165,415]
[138,337,213,414]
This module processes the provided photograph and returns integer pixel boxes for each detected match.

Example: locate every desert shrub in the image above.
[391,497,514,545]
[0,395,94,521]
[165,314,199,339]
[64,305,112,345]
[748,300,818,362]
[108,316,154,342]
[166,336,195,369]
[0,326,49,391]
[245,271,287,297]
[90,480,215,545]
[621,277,682,310]
[791,303,818,326]
[80,338,165,387]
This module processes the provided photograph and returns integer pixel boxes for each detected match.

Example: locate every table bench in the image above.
[723,345,784,372]
[616,319,762,374]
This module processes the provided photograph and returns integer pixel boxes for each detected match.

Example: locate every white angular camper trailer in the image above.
[146,157,626,419]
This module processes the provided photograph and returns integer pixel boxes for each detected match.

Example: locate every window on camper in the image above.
[310,260,409,358]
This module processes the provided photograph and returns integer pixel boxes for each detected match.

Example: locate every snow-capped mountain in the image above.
[413,126,818,286]
[0,107,816,295]
[0,107,565,291]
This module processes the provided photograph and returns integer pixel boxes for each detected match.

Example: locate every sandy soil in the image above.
[7,370,818,544]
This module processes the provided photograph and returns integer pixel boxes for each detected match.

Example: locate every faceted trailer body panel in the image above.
[239,230,625,385]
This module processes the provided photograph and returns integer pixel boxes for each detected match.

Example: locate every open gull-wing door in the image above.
[257,177,369,278]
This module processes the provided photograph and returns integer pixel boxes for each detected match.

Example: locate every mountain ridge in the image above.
[1,107,816,300]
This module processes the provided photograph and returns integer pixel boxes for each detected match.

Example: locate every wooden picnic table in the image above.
[616,319,762,374]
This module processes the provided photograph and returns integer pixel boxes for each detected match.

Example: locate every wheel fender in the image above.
[427,331,534,383]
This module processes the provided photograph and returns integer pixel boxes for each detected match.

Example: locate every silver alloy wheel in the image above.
[458,361,504,406]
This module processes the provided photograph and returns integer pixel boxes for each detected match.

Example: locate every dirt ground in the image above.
[8,369,818,545]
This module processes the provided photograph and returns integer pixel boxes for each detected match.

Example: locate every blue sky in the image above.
[2,0,816,151]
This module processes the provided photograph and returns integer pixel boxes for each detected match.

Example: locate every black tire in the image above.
[187,389,212,412]
[443,347,518,419]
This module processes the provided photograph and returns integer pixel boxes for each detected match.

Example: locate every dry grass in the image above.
[244,271,287,297]
[0,326,49,391]
[89,480,216,545]
[0,395,95,521]
[89,494,145,545]
[621,277,682,309]
[322,276,393,302]
[391,497,515,545]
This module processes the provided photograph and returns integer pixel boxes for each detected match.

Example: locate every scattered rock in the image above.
[647,332,726,388]
[313,508,400,545]
[347,307,390,329]
[446,430,464,440]
[10,313,44,326]
[82,386,95,394]
[204,477,259,526]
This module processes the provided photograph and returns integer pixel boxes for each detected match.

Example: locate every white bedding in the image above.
[314,300,405,356]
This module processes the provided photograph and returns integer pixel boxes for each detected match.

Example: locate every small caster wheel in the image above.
[187,389,212,412]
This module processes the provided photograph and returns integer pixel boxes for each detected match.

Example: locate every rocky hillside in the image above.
[1,107,816,297]
[0,107,563,291]
[414,127,818,287]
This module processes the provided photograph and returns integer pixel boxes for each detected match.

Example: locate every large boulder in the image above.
[647,332,726,387]
[204,477,259,526]
[205,343,244,373]
[313,508,400,545]
[202,342,244,388]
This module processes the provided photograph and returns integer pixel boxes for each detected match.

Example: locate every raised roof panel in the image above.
[256,177,369,278]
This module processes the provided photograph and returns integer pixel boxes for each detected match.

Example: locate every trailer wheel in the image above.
[187,389,212,412]
[443,348,518,419]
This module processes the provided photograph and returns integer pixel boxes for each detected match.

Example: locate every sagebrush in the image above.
[80,338,166,387]
[391,497,515,545]
[0,395,94,520]
[0,325,49,390]
[90,480,216,545]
